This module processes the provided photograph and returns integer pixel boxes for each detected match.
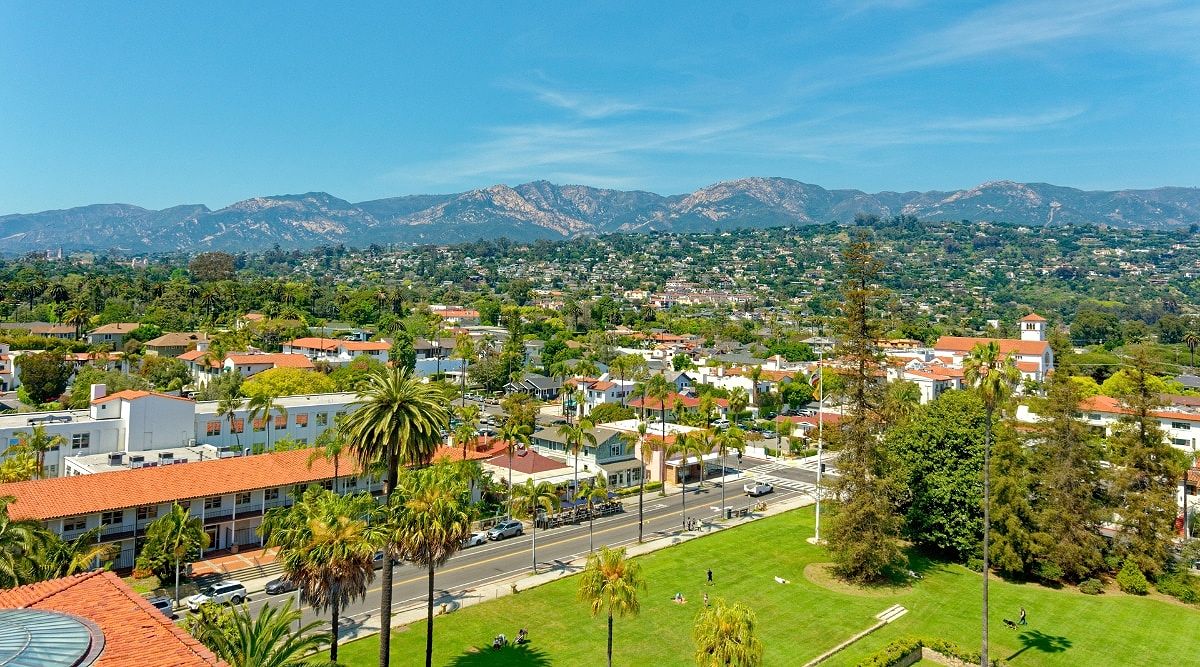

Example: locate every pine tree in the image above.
[826,230,905,584]
[988,422,1037,578]
[1031,358,1107,582]
[1107,347,1189,577]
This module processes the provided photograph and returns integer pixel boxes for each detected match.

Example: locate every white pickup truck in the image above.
[744,481,774,497]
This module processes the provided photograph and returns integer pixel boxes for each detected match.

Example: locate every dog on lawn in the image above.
[1002,619,1018,630]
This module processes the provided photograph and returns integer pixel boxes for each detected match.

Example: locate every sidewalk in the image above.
[334,492,815,645]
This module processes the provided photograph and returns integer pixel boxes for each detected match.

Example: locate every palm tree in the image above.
[1185,330,1200,368]
[308,418,348,488]
[64,306,89,340]
[390,461,475,667]
[668,434,706,530]
[45,282,68,305]
[340,366,448,667]
[693,598,764,667]
[29,527,118,581]
[728,388,749,427]
[559,418,598,505]
[578,473,610,553]
[715,427,745,517]
[0,496,40,588]
[217,394,245,450]
[260,487,380,663]
[498,420,532,518]
[509,479,561,574]
[963,341,1020,667]
[454,404,481,459]
[578,546,645,667]
[9,425,65,479]
[247,392,287,452]
[748,365,764,407]
[143,502,210,604]
[645,374,672,444]
[698,394,716,427]
[206,598,328,667]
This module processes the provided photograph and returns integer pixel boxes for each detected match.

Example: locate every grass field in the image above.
[337,507,1200,666]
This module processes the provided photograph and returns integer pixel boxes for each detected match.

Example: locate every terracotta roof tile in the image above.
[0,449,348,521]
[934,336,1049,356]
[225,353,314,369]
[485,449,567,474]
[0,571,225,666]
[1020,313,1047,322]
[91,390,195,405]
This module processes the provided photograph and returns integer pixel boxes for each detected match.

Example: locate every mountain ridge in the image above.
[3,178,1197,254]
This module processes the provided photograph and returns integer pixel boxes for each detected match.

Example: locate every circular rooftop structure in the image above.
[0,609,105,667]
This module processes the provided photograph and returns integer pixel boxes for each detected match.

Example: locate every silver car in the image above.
[487,520,524,540]
[185,580,246,611]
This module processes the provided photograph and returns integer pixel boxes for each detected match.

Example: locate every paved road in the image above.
[238,471,820,629]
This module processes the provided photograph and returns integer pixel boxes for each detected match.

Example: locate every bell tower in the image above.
[1019,314,1046,342]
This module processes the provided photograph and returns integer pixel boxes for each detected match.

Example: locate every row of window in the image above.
[63,480,363,531]
[204,411,342,437]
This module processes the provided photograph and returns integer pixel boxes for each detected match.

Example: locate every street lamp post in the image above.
[814,349,824,543]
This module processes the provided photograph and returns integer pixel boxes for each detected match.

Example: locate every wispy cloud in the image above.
[877,0,1199,71]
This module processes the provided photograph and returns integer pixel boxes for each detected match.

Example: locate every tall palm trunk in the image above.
[379,450,398,667]
[531,514,538,573]
[720,448,726,515]
[425,562,436,667]
[982,404,992,667]
[607,612,614,667]
[507,453,513,519]
[638,474,645,543]
[331,584,341,662]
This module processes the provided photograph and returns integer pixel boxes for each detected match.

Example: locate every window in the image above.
[231,418,244,434]
[295,413,309,427]
[610,443,623,457]
[100,510,122,526]
[71,433,90,449]
[630,468,641,482]
[253,419,265,432]
[264,488,280,501]
[274,414,287,429]
[315,413,328,427]
[1174,438,1190,448]
[1171,422,1191,431]
[1088,413,1101,421]
[206,421,221,437]
[62,517,86,532]
[321,480,333,491]
[609,474,619,486]
[204,496,222,510]
[136,506,157,522]
[335,411,346,421]
[344,477,358,489]
[45,464,57,477]
[236,493,251,505]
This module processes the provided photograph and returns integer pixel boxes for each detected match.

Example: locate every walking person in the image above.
[706,568,713,586]
[1019,607,1027,625]
[703,592,709,607]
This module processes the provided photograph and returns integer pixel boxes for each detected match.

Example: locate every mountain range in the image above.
[3,178,1198,254]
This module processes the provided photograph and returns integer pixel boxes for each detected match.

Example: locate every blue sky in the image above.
[1,1,1198,213]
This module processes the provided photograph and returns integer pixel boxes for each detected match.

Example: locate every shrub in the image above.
[1116,559,1149,595]
[1104,553,1121,572]
[1079,578,1104,595]
[861,636,1006,667]
[612,481,662,498]
[966,557,984,573]
[1035,561,1064,584]
[1155,572,1200,605]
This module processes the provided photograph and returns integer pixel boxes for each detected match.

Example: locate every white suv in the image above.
[185,580,247,611]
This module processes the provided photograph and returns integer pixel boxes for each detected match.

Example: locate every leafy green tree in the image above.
[329,354,386,392]
[389,461,475,667]
[136,502,210,603]
[588,402,636,424]
[66,367,152,408]
[16,352,72,404]
[988,425,1038,578]
[260,487,380,663]
[139,355,192,391]
[1107,348,1189,576]
[340,366,447,667]
[887,391,986,560]
[242,367,336,399]
[693,598,764,667]
[578,546,645,667]
[1031,361,1107,582]
[826,231,905,584]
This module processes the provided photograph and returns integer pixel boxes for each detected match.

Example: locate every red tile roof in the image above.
[485,448,567,474]
[1080,395,1200,424]
[0,449,348,521]
[343,340,390,351]
[225,353,314,369]
[0,571,225,666]
[1020,313,1047,322]
[628,392,700,411]
[933,336,1049,356]
[91,389,195,405]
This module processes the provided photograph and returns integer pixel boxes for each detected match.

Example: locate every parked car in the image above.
[264,577,298,595]
[147,596,176,619]
[462,531,489,548]
[185,580,246,611]
[372,551,401,570]
[487,520,524,540]
[712,418,731,428]
[762,430,778,440]
[744,481,774,497]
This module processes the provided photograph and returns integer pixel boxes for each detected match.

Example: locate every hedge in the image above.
[613,481,663,498]
[859,636,1007,667]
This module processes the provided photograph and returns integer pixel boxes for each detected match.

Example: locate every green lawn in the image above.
[337,507,1200,666]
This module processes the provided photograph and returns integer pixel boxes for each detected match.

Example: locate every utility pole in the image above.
[814,349,824,543]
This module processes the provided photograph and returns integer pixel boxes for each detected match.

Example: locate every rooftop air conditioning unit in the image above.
[129,455,144,469]
[108,452,124,465]
[158,452,173,461]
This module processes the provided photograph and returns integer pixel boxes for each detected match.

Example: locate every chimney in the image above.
[90,384,107,402]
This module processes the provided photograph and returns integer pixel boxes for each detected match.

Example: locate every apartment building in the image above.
[0,448,378,569]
